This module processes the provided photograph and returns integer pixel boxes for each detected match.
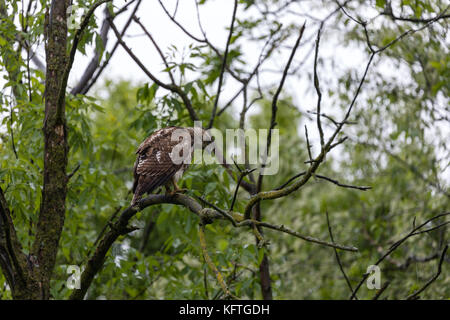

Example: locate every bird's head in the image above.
[185,126,214,149]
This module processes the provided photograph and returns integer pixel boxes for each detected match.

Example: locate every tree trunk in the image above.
[30,0,70,299]
[254,202,273,300]
[0,0,71,300]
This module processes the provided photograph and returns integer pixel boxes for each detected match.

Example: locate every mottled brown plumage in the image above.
[131,126,207,206]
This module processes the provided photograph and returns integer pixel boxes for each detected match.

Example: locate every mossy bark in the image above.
[29,0,70,299]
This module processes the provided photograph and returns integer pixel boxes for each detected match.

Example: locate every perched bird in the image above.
[131,126,211,206]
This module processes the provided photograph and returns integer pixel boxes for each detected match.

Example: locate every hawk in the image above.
[131,126,211,206]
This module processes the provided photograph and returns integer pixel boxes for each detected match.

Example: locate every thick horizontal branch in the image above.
[70,191,358,299]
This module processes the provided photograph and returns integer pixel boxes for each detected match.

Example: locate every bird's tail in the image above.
[131,193,140,207]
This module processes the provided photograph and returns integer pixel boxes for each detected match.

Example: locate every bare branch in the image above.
[0,187,27,288]
[268,23,306,145]
[238,219,358,252]
[313,23,325,148]
[381,6,450,23]
[207,0,238,129]
[132,15,176,85]
[372,281,390,300]
[71,6,112,95]
[108,20,199,122]
[66,162,81,180]
[57,0,113,121]
[304,125,313,164]
[350,213,450,299]
[326,211,356,298]
[82,0,143,94]
[199,223,237,299]
[406,245,448,300]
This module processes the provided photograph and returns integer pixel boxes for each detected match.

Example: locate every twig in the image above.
[67,162,81,180]
[350,213,450,299]
[237,219,358,252]
[82,0,143,94]
[250,23,306,220]
[108,20,198,122]
[315,174,371,191]
[198,224,237,299]
[230,168,256,211]
[207,0,238,129]
[57,0,113,121]
[275,171,370,192]
[158,0,242,82]
[132,15,175,85]
[304,125,313,164]
[372,280,390,300]
[326,211,356,298]
[71,6,112,95]
[9,102,18,159]
[307,111,357,127]
[0,188,26,285]
[70,192,358,299]
[267,23,306,150]
[313,23,324,148]
[406,245,448,300]
[203,265,209,299]
[274,172,306,190]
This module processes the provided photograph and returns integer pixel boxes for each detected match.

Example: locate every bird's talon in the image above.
[168,188,188,196]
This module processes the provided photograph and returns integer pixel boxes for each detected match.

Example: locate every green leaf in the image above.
[375,0,386,8]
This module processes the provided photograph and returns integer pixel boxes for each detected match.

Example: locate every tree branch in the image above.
[56,0,113,122]
[132,15,176,85]
[198,223,237,299]
[70,191,358,299]
[326,211,356,298]
[406,245,448,300]
[81,0,143,94]
[313,23,324,148]
[71,6,112,95]
[0,187,27,288]
[207,0,238,129]
[350,213,450,299]
[381,6,449,23]
[108,19,199,122]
